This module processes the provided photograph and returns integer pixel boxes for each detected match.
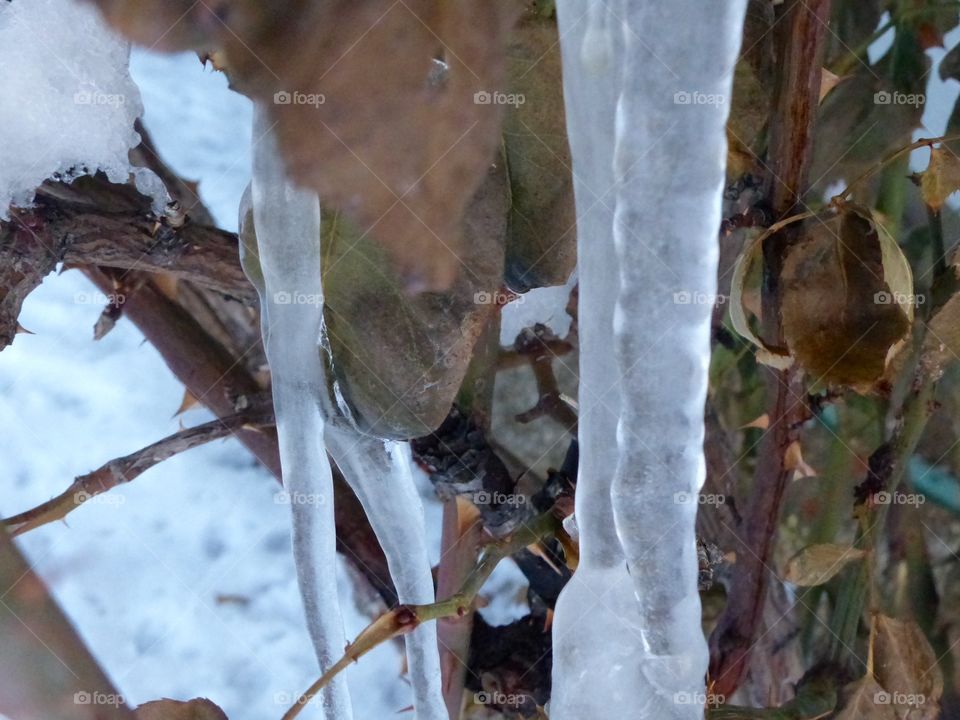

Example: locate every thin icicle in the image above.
[550,3,654,717]
[249,107,353,720]
[325,429,446,720]
[609,1,746,714]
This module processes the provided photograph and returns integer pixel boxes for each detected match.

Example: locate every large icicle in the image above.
[551,0,746,717]
[609,0,746,712]
[249,108,353,720]
[249,106,445,720]
[550,4,652,717]
[325,429,446,720]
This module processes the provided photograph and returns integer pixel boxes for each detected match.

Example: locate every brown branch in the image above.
[512,324,577,435]
[4,412,273,536]
[0,523,136,720]
[82,266,398,606]
[709,0,831,697]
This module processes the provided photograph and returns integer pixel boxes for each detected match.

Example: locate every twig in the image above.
[281,510,561,720]
[3,412,273,536]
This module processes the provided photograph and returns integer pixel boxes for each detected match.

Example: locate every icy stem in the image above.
[552,0,747,717]
[250,108,353,720]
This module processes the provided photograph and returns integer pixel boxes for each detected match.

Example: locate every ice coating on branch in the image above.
[250,108,353,720]
[0,0,164,217]
[325,430,446,720]
[552,0,746,717]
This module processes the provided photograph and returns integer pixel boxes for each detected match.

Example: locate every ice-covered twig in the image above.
[250,108,353,719]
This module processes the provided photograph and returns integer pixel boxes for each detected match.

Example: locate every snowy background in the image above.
[0,47,527,719]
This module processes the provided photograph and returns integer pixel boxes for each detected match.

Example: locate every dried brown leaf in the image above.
[873,615,943,719]
[783,543,866,587]
[135,698,228,720]
[920,146,960,211]
[91,0,519,292]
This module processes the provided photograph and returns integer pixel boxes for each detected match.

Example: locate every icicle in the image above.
[249,107,353,720]
[325,429,446,720]
[550,3,652,717]
[609,0,746,712]
[552,0,747,717]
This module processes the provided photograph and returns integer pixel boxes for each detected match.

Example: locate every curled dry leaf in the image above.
[920,146,960,211]
[834,676,898,720]
[783,543,866,587]
[89,0,520,292]
[780,204,913,390]
[134,698,228,720]
[873,614,943,719]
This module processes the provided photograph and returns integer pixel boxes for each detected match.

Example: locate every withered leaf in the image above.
[873,614,943,718]
[780,204,912,390]
[501,8,576,292]
[239,155,508,439]
[834,676,898,720]
[920,146,960,211]
[90,0,519,292]
[783,543,867,587]
[135,698,228,720]
[920,264,960,374]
